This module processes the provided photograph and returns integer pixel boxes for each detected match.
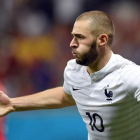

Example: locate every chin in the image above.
[76,59,88,66]
[76,58,82,64]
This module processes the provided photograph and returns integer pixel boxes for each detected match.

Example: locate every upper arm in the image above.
[49,87,76,108]
[63,81,76,106]
[63,89,76,106]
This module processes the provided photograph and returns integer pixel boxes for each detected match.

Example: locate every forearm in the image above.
[11,87,70,112]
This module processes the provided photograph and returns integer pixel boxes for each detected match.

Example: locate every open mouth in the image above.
[72,51,80,59]
[73,53,78,57]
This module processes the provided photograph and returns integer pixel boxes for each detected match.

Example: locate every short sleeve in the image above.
[63,64,72,95]
[121,64,140,101]
[63,81,71,95]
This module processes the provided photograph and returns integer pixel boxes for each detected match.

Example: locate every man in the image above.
[0,11,140,140]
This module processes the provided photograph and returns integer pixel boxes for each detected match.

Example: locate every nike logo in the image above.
[72,87,81,91]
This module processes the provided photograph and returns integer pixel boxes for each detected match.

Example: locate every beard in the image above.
[76,40,98,66]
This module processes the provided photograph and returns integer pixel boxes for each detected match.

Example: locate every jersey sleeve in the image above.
[63,63,72,95]
[121,64,140,101]
[63,81,71,95]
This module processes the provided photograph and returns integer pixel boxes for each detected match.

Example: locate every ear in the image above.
[97,34,108,49]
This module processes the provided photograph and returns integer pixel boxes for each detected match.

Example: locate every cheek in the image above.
[77,44,90,55]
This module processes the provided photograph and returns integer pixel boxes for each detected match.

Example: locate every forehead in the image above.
[72,20,92,35]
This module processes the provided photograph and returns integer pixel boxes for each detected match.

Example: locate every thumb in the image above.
[0,91,10,105]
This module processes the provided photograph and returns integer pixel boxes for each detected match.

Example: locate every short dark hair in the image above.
[76,11,115,47]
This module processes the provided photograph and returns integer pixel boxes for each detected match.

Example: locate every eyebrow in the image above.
[71,33,85,37]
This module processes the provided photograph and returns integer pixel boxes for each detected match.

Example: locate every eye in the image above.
[77,35,84,39]
[78,36,83,39]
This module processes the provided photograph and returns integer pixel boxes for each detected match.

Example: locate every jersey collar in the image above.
[85,51,116,81]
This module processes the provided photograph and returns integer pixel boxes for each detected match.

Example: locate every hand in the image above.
[0,91,14,117]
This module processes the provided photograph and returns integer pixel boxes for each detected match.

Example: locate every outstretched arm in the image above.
[0,87,76,117]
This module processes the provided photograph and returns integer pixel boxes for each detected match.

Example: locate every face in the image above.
[70,20,98,66]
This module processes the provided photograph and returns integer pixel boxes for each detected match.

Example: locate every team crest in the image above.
[104,85,113,101]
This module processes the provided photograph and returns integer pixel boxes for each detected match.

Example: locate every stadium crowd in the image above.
[0,0,140,97]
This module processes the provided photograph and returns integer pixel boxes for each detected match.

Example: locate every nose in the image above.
[70,37,78,48]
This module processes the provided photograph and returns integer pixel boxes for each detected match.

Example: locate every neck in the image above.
[87,48,112,74]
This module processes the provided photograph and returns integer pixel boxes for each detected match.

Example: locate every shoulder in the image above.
[120,63,140,95]
[112,53,136,72]
[121,63,140,76]
[120,63,140,85]
[64,59,84,77]
[64,59,89,87]
[118,54,140,81]
[65,59,83,71]
[112,54,140,97]
[114,53,134,65]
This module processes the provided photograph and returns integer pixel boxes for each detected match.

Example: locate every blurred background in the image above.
[0,0,140,139]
